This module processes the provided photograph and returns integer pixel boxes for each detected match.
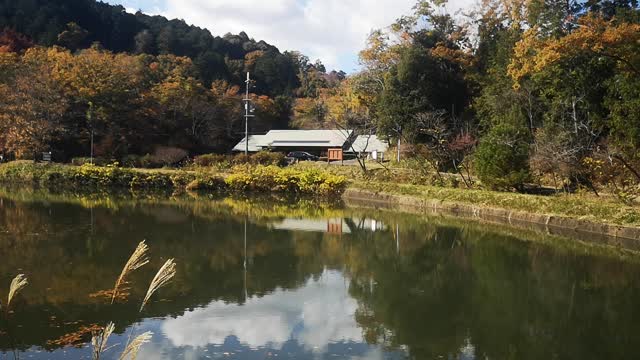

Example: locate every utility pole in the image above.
[243,216,248,301]
[244,72,255,158]
[393,120,401,163]
[87,102,94,165]
[396,126,401,163]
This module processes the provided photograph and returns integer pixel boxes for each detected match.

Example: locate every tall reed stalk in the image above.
[2,274,28,360]
[91,242,176,360]
[91,322,115,360]
[112,241,149,304]
[2,274,28,311]
[119,332,153,360]
[140,259,176,312]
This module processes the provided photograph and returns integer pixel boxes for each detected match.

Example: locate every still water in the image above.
[1,189,640,360]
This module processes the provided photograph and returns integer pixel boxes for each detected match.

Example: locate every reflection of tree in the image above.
[345,224,640,360]
[347,226,472,358]
[2,189,640,359]
[0,195,331,350]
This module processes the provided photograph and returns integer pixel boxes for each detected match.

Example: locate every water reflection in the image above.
[270,218,386,234]
[164,271,361,350]
[1,189,640,359]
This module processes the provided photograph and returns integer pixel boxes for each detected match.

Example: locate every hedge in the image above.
[0,162,348,196]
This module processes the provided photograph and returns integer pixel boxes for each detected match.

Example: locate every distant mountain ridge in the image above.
[0,0,300,96]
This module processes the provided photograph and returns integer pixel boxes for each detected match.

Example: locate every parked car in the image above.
[287,151,319,161]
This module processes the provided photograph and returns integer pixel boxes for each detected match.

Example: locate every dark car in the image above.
[287,151,319,161]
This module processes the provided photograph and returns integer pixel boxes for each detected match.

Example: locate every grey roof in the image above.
[266,129,352,148]
[232,130,352,152]
[348,135,389,153]
[232,135,266,152]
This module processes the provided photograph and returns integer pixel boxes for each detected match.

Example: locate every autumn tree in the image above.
[0,28,33,53]
[57,22,89,51]
[509,12,640,185]
[0,49,68,158]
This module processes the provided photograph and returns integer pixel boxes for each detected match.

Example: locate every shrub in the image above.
[122,155,143,168]
[475,124,531,191]
[186,176,226,191]
[72,164,133,187]
[194,154,232,168]
[130,172,173,189]
[170,172,197,189]
[71,157,110,166]
[194,152,286,168]
[139,154,163,169]
[153,147,188,166]
[0,162,347,196]
[250,151,285,166]
[225,165,347,196]
[231,154,250,165]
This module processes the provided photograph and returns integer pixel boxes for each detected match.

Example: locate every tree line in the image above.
[0,0,343,161]
[1,0,639,199]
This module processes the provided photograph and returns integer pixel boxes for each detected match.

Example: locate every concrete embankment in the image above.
[343,188,640,251]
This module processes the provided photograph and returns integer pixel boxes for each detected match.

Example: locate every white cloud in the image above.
[162,0,476,72]
[161,270,366,351]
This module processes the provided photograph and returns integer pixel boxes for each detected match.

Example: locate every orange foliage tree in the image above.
[509,13,640,86]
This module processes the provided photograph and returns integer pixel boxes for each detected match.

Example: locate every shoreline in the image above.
[2,161,639,249]
[343,188,640,250]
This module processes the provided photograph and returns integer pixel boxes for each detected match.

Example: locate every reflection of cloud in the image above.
[162,270,363,350]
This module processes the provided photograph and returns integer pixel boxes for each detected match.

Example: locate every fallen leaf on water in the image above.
[46,324,103,348]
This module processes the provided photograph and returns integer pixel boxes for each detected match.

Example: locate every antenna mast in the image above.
[244,72,255,157]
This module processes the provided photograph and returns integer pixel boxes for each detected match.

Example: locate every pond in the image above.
[1,189,640,360]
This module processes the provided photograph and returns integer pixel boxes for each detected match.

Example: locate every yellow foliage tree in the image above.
[0,52,68,158]
[509,13,640,87]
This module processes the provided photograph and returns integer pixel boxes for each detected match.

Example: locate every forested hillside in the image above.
[0,0,341,158]
[0,0,301,95]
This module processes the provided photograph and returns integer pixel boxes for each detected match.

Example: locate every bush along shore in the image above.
[0,162,348,197]
[3,161,640,235]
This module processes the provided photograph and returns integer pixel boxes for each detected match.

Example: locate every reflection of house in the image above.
[270,218,386,234]
[232,130,354,156]
[347,135,389,160]
[272,218,352,234]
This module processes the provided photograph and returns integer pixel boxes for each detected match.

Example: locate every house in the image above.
[347,135,389,160]
[232,129,354,156]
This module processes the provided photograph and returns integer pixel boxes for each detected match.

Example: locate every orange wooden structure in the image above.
[327,148,343,163]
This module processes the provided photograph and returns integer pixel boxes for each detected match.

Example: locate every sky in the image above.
[104,0,476,72]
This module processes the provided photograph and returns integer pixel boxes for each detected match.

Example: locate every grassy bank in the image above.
[1,160,638,227]
[351,181,640,227]
[287,162,640,227]
[0,162,347,197]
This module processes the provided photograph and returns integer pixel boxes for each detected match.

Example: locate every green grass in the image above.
[353,180,640,227]
[290,161,640,227]
[2,160,637,227]
[0,161,347,197]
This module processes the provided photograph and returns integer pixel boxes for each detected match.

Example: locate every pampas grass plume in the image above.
[7,274,28,308]
[112,241,149,304]
[140,259,176,312]
[119,331,152,360]
[91,322,115,360]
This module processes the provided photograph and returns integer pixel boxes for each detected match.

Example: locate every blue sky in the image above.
[104,0,474,72]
